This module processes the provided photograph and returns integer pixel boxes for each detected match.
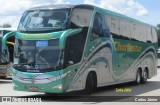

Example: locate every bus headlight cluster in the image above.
[14,72,31,83]
[52,84,62,90]
[14,71,70,84]
[46,72,69,82]
[47,75,65,82]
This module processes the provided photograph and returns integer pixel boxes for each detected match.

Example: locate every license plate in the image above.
[29,86,38,91]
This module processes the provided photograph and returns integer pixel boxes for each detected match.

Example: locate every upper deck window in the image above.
[70,8,93,28]
[18,9,70,33]
[91,12,110,40]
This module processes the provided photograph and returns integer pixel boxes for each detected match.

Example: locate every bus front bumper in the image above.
[13,79,64,93]
[12,71,69,93]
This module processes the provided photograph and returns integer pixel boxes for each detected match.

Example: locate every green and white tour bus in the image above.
[0,28,15,78]
[2,4,158,94]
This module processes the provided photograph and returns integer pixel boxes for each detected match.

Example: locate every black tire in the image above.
[44,93,53,96]
[84,73,95,95]
[44,93,61,96]
[135,70,141,85]
[141,70,148,84]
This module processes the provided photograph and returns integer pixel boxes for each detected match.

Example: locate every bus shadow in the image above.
[0,77,12,84]
[0,80,12,84]
[92,81,160,96]
[18,81,160,102]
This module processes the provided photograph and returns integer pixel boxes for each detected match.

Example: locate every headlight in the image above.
[52,84,62,90]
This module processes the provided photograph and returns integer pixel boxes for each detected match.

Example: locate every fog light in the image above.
[58,85,62,90]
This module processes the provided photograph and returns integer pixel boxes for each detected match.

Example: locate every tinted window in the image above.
[152,27,158,43]
[18,9,70,32]
[91,12,110,40]
[119,19,131,39]
[70,8,93,28]
[65,34,87,67]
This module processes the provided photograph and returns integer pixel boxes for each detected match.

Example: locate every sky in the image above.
[0,0,159,28]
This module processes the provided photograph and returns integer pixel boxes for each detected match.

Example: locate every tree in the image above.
[1,23,11,28]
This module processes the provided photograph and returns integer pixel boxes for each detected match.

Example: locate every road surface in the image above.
[0,69,160,105]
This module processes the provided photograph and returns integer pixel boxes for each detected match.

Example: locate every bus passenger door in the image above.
[64,33,87,90]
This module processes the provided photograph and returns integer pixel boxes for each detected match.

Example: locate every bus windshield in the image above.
[14,39,62,71]
[18,9,70,32]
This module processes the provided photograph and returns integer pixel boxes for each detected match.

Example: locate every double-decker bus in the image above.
[2,4,158,94]
[0,28,15,78]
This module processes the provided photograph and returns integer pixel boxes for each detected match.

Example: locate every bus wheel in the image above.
[135,70,141,85]
[84,73,95,95]
[141,69,148,84]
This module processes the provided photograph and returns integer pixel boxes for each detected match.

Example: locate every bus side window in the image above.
[130,22,139,41]
[146,26,152,43]
[152,27,158,43]
[119,19,131,39]
[91,12,110,40]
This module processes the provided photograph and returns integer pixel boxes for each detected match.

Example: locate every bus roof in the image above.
[29,4,75,10]
[29,4,94,10]
[0,28,17,31]
[28,4,154,28]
